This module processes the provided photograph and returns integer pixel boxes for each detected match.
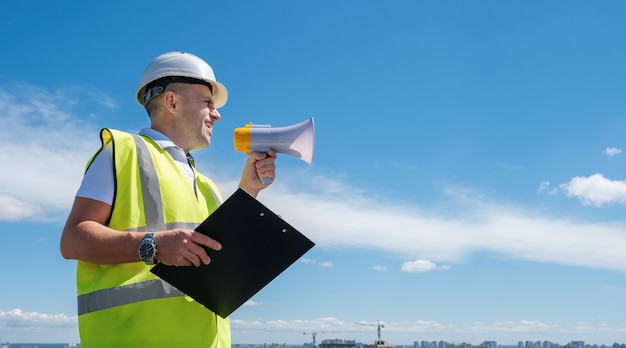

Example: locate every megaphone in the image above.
[234,117,315,184]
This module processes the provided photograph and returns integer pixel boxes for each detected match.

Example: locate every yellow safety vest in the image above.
[76,129,230,347]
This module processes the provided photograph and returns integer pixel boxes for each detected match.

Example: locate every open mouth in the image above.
[204,122,213,135]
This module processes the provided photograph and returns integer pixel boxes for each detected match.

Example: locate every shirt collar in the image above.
[139,127,193,164]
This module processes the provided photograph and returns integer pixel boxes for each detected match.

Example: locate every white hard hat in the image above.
[136,51,228,108]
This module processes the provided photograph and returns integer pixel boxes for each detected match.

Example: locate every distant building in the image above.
[320,339,358,348]
[363,341,394,348]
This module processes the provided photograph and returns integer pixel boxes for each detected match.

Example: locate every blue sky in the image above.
[2,0,626,345]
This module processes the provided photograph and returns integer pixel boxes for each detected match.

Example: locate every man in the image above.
[60,51,276,347]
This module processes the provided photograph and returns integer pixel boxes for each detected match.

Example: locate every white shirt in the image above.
[76,128,196,205]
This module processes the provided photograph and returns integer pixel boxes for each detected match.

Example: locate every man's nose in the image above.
[210,108,221,120]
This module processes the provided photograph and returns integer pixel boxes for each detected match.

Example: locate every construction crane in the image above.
[303,331,337,346]
[303,331,321,346]
[356,320,385,342]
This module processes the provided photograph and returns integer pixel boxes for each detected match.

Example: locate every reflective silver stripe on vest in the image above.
[77,279,185,315]
[132,134,165,231]
[199,177,222,208]
[123,221,200,233]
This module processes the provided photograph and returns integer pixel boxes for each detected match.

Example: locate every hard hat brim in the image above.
[136,77,228,109]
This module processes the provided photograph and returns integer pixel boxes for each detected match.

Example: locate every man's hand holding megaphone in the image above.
[238,148,278,196]
[234,117,315,187]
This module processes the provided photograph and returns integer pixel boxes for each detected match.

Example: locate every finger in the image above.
[257,163,276,181]
[184,250,202,267]
[251,150,277,162]
[257,163,276,173]
[255,155,276,169]
[190,232,222,251]
[187,242,211,265]
[172,254,192,267]
[257,171,275,184]
[250,152,268,161]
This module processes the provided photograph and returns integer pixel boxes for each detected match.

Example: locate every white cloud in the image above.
[401,259,449,273]
[406,319,446,332]
[0,308,76,325]
[255,177,626,273]
[401,259,436,273]
[464,320,555,340]
[230,316,346,335]
[0,308,78,342]
[320,261,334,267]
[0,194,45,221]
[560,173,626,207]
[605,147,622,156]
[537,181,558,195]
[372,265,388,271]
[0,82,108,221]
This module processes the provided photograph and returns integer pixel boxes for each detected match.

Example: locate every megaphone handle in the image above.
[254,149,273,185]
[258,174,273,185]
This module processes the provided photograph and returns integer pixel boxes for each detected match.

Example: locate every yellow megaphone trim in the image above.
[233,122,253,155]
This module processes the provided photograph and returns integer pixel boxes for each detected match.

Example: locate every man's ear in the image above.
[163,91,178,113]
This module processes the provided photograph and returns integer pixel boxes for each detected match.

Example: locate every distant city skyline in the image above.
[2,342,625,348]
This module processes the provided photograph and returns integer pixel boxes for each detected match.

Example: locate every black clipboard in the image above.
[151,188,315,318]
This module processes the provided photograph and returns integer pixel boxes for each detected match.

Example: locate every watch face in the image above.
[140,242,155,260]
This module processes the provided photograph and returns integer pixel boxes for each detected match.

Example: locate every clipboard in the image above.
[151,188,315,318]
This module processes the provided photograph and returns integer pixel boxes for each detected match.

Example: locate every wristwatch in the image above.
[138,232,158,265]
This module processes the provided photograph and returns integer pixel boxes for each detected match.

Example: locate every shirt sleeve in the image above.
[75,144,114,205]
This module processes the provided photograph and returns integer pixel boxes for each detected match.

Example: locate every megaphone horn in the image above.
[234,117,315,184]
[234,117,315,164]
